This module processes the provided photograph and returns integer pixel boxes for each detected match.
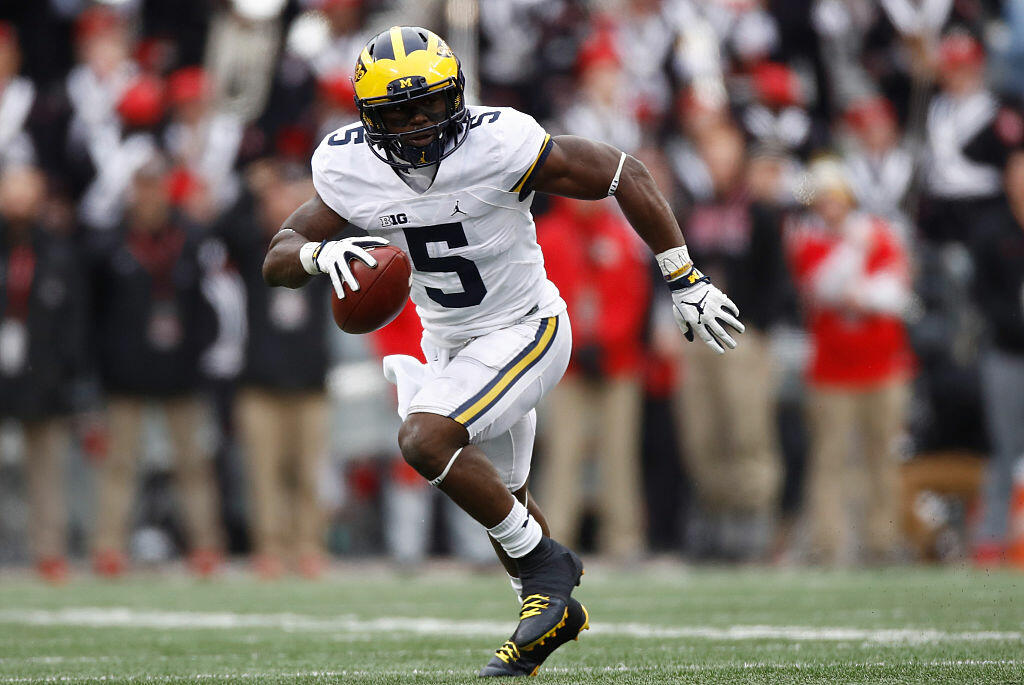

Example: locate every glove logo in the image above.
[683,292,708,322]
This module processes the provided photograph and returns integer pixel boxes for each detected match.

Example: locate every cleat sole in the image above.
[575,604,590,640]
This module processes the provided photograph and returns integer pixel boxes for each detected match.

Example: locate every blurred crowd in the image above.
[1,0,1023,583]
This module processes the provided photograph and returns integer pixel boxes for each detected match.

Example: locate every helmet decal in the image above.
[398,27,429,55]
[368,31,396,61]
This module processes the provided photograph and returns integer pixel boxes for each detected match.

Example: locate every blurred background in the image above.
[1,0,1023,584]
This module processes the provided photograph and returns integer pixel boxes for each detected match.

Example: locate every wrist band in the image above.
[299,240,328,275]
[655,245,692,280]
[667,269,710,290]
[607,152,627,196]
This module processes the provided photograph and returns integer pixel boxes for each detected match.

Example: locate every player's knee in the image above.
[398,414,462,477]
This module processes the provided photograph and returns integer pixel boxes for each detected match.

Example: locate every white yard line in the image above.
[0,661,1022,683]
[0,607,1020,645]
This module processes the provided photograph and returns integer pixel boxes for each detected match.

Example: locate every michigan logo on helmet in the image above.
[353,26,469,169]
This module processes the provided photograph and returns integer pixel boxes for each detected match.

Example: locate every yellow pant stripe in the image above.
[450,316,558,425]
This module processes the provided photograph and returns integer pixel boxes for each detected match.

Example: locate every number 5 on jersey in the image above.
[403,222,487,308]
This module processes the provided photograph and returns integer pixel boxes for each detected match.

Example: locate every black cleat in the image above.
[478,597,590,677]
[508,537,584,649]
[517,537,584,601]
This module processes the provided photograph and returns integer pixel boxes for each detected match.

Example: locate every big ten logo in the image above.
[380,213,409,227]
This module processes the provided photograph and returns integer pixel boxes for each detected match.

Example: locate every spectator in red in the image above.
[535,196,650,560]
[786,158,914,565]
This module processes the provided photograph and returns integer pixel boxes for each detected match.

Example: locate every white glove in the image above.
[304,236,390,299]
[671,276,745,354]
[657,245,744,354]
[668,268,745,354]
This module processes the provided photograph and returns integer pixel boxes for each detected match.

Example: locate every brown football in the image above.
[330,245,412,334]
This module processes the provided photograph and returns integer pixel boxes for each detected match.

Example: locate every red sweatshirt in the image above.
[537,198,650,377]
[786,212,914,387]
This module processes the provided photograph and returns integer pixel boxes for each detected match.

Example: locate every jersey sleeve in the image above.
[496,108,553,200]
[311,133,350,220]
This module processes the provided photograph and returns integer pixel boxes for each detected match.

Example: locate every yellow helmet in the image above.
[353,26,468,169]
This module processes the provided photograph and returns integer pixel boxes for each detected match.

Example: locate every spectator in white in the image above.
[162,67,244,216]
[66,8,169,232]
[786,159,915,565]
[811,0,887,109]
[277,0,370,142]
[0,23,37,169]
[739,61,819,160]
[204,0,285,124]
[559,32,641,153]
[842,96,915,240]
[602,0,687,124]
[77,72,164,232]
[477,0,585,112]
[306,0,371,81]
[65,7,139,184]
[880,0,954,46]
[687,0,779,69]
[920,30,1024,244]
[665,88,730,203]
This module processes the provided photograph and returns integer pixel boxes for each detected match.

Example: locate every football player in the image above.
[263,26,744,676]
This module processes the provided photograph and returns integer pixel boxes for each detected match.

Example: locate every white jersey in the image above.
[311,106,564,346]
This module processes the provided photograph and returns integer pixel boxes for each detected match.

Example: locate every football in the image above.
[330,245,412,334]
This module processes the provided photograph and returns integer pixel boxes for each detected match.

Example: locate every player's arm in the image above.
[262,192,388,298]
[532,135,744,353]
[532,135,683,253]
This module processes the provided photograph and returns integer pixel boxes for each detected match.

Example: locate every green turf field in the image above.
[0,564,1021,684]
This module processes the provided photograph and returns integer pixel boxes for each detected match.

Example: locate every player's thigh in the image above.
[477,409,537,492]
[408,311,571,443]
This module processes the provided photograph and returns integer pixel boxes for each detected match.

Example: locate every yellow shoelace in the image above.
[494,640,520,663]
[519,594,551,620]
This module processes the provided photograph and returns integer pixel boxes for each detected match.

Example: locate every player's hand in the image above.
[670,276,744,355]
[315,237,390,299]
